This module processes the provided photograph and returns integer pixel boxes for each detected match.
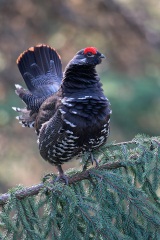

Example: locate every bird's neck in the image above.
[61,64,103,96]
[62,65,100,86]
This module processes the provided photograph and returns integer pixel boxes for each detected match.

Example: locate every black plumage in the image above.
[14,45,111,181]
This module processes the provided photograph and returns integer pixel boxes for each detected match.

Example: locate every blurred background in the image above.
[0,0,160,192]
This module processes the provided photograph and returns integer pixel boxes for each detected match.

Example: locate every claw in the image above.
[83,153,99,171]
[43,166,69,185]
[91,153,99,167]
[55,174,69,185]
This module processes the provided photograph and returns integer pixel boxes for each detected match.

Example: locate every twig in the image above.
[106,138,153,149]
[108,140,137,147]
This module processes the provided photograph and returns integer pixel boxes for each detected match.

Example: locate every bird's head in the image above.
[68,47,105,66]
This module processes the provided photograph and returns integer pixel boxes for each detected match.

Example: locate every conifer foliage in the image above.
[0,135,160,239]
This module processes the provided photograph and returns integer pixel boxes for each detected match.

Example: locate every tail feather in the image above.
[17,44,62,94]
[28,64,43,79]
[12,106,37,128]
[14,44,63,127]
[15,84,46,111]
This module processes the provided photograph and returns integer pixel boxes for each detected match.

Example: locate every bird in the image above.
[13,44,111,183]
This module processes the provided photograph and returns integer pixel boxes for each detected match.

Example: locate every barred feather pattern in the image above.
[14,45,111,169]
[37,93,111,165]
[14,45,62,127]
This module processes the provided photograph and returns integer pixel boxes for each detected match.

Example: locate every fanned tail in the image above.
[14,44,63,127]
[12,106,36,128]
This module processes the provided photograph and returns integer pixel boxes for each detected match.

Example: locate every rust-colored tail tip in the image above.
[16,44,59,65]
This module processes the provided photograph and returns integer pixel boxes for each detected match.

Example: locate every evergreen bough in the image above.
[0,135,160,239]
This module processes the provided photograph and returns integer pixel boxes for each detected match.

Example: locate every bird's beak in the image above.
[100,54,106,59]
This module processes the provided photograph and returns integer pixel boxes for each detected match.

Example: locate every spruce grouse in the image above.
[13,44,111,182]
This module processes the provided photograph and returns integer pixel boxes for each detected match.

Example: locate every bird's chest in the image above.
[60,96,110,148]
[61,96,108,121]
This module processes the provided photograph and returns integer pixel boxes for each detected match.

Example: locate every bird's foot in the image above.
[90,153,99,167]
[54,174,69,185]
[83,153,99,171]
[55,165,69,185]
[42,165,68,185]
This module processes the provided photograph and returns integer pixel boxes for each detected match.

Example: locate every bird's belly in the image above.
[39,127,108,165]
[39,134,80,165]
[39,112,110,165]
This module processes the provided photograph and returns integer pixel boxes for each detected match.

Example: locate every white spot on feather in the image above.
[78,96,92,100]
[80,59,86,63]
[59,109,66,114]
[101,128,107,133]
[66,130,73,134]
[61,98,73,107]
[65,98,74,102]
[68,135,79,139]
[71,111,77,114]
[12,107,21,112]
[15,84,22,89]
[64,119,76,127]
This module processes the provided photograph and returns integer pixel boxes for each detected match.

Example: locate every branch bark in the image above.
[0,160,134,206]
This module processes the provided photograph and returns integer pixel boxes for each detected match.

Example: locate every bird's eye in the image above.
[86,52,94,57]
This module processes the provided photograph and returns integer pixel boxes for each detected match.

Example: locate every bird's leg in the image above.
[90,153,99,167]
[83,153,99,171]
[83,154,91,171]
[83,158,89,171]
[55,165,69,185]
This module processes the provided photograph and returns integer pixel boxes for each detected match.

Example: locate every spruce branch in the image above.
[0,136,160,239]
[77,205,111,240]
[106,137,154,149]
[0,159,139,206]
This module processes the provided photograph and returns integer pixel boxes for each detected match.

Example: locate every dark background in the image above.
[0,0,160,192]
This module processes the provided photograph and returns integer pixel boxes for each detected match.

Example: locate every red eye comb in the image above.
[84,47,97,55]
